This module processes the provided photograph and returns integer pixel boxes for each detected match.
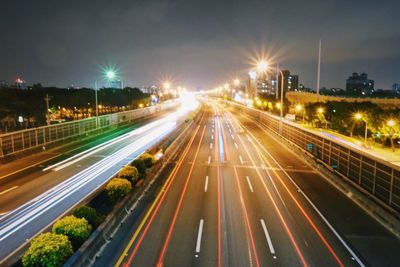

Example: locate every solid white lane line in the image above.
[246,176,254,192]
[0,186,18,196]
[205,176,209,192]
[210,143,213,149]
[234,142,238,149]
[260,219,276,258]
[208,156,211,165]
[239,156,244,165]
[195,219,204,257]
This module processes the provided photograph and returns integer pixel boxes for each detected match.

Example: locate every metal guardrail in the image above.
[227,100,400,214]
[0,100,179,158]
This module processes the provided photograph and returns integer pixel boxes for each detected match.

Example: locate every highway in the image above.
[98,98,400,267]
[0,100,197,263]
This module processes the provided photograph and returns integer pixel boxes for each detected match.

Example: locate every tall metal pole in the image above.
[95,80,98,128]
[276,63,279,100]
[364,120,368,145]
[317,39,321,101]
[279,69,284,134]
[44,94,51,126]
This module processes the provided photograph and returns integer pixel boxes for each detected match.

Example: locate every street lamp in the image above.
[233,79,240,86]
[295,104,305,123]
[257,60,268,73]
[387,119,396,127]
[354,113,368,145]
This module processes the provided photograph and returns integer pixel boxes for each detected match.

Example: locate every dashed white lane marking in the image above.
[260,219,277,258]
[231,134,235,139]
[246,176,254,192]
[0,186,18,196]
[195,219,204,257]
[234,142,238,149]
[208,156,211,165]
[239,156,244,165]
[210,143,213,149]
[204,176,209,192]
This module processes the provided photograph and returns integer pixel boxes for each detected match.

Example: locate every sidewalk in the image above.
[295,122,400,166]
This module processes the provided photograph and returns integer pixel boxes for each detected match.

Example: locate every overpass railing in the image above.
[0,100,179,158]
[227,100,400,214]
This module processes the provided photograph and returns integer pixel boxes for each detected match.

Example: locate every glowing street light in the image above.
[295,104,305,123]
[163,82,171,90]
[224,83,230,89]
[106,70,116,80]
[317,107,324,114]
[257,60,268,73]
[233,79,240,86]
[387,119,396,127]
[354,113,368,145]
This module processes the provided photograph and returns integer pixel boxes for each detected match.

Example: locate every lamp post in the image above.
[354,113,368,145]
[295,104,304,123]
[387,119,396,152]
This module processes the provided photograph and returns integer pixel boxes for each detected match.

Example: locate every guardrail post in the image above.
[347,150,351,177]
[372,162,377,194]
[389,169,394,205]
[358,156,363,184]
[11,134,15,154]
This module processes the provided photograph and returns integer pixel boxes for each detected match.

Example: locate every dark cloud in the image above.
[0,0,399,89]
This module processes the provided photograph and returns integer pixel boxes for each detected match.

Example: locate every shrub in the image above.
[73,206,103,229]
[22,232,73,267]
[117,165,139,184]
[139,153,156,168]
[105,178,132,203]
[131,158,146,174]
[52,215,92,249]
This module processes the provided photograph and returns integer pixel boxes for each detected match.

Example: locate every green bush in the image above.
[22,232,73,267]
[139,153,156,168]
[52,215,92,249]
[117,165,139,184]
[131,158,146,174]
[105,178,132,203]
[73,206,103,229]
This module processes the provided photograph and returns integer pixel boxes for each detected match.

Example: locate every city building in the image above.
[0,80,7,88]
[141,85,161,95]
[392,83,400,94]
[15,77,27,89]
[345,72,374,95]
[109,79,123,89]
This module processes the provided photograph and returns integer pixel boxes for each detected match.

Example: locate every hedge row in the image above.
[21,152,157,267]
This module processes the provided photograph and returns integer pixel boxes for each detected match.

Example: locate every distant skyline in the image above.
[1,0,399,90]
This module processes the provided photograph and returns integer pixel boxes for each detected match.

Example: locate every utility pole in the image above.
[44,94,51,126]
[95,80,98,128]
[317,39,322,102]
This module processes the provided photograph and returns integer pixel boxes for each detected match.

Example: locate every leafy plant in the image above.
[73,206,103,229]
[52,215,92,249]
[22,232,73,267]
[117,165,139,184]
[105,178,132,203]
[139,153,156,168]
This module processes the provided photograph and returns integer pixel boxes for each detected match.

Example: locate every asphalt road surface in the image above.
[0,107,191,263]
[101,98,400,267]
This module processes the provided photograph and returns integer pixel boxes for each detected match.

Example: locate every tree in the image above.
[52,215,92,249]
[117,165,139,184]
[105,178,132,203]
[22,232,73,267]
[73,206,103,229]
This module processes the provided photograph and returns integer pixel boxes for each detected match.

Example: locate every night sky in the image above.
[1,0,399,90]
